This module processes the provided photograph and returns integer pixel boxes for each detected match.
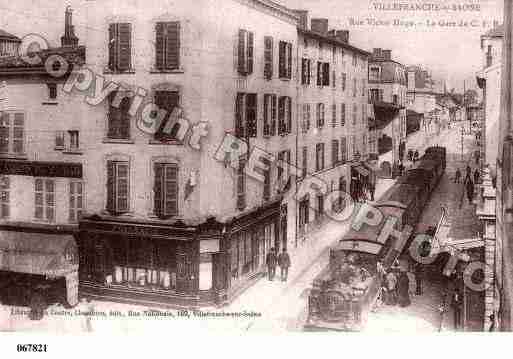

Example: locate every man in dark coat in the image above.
[266,248,277,281]
[474,169,480,185]
[277,248,291,282]
[397,271,411,307]
[466,177,475,204]
[452,289,462,330]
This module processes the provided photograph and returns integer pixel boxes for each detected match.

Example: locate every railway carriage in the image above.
[305,146,446,331]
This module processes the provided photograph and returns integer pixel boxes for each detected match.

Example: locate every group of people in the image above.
[265,247,291,282]
[454,165,480,205]
[378,261,423,308]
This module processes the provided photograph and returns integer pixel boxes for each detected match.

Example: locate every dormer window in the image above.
[47,83,57,100]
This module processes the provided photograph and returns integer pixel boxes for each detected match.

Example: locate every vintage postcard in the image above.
[0,0,509,349]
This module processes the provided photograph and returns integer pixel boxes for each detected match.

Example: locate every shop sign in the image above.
[200,239,220,253]
[0,160,82,178]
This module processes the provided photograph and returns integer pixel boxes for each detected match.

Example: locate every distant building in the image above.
[0,30,20,57]
[406,65,440,116]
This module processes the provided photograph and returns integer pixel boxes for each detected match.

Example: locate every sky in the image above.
[0,0,504,91]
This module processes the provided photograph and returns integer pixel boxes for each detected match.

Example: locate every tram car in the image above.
[304,146,446,331]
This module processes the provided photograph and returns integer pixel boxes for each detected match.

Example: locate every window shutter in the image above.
[166,22,180,70]
[106,161,116,213]
[12,113,24,154]
[154,163,164,217]
[307,59,311,84]
[117,162,129,213]
[238,29,247,74]
[301,58,306,84]
[317,62,322,86]
[341,103,346,126]
[246,31,254,74]
[155,91,180,141]
[108,24,117,71]
[278,96,285,135]
[246,93,257,137]
[155,23,165,70]
[117,23,132,71]
[263,94,270,136]
[279,41,286,78]
[286,97,292,134]
[120,98,131,140]
[286,42,292,79]
[270,94,277,136]
[164,164,178,217]
[264,36,273,79]
[235,93,245,138]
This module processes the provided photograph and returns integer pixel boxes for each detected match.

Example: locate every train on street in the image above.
[304,146,447,331]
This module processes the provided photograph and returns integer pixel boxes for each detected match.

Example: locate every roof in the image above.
[0,46,85,73]
[483,24,504,38]
[0,29,20,42]
[298,28,370,56]
[406,109,422,117]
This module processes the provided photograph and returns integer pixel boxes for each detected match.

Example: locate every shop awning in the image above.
[0,231,78,277]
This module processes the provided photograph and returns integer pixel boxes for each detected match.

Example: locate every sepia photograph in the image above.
[0,0,510,354]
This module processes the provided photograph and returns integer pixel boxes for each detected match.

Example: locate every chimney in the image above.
[382,49,392,60]
[311,18,329,34]
[293,9,309,30]
[372,48,383,60]
[61,6,79,47]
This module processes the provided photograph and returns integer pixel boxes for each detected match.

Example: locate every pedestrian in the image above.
[475,150,480,165]
[466,177,475,204]
[452,289,462,330]
[277,248,291,282]
[369,182,376,202]
[489,313,496,332]
[474,169,480,185]
[397,270,411,307]
[454,168,461,183]
[466,165,471,178]
[266,247,277,281]
[385,271,398,305]
[408,149,413,162]
[414,263,423,295]
[414,150,419,164]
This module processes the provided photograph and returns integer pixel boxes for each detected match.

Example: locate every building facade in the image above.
[406,65,439,116]
[368,48,407,176]
[294,13,370,244]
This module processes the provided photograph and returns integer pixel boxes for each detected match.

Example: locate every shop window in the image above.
[35,178,55,222]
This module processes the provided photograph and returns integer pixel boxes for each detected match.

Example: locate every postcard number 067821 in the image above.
[16,344,48,353]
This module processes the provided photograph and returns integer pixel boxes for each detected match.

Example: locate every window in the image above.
[301,58,311,85]
[278,96,292,135]
[317,62,322,86]
[340,137,347,162]
[370,88,383,103]
[236,156,246,210]
[238,29,254,75]
[302,146,307,178]
[352,135,357,159]
[107,92,131,140]
[332,71,336,88]
[316,194,324,220]
[69,181,84,222]
[279,41,292,79]
[369,66,380,81]
[107,161,130,214]
[353,77,357,97]
[47,83,57,100]
[315,143,325,171]
[0,176,9,218]
[277,150,291,191]
[332,139,339,166]
[352,103,357,125]
[341,73,347,91]
[362,79,366,96]
[352,53,357,67]
[264,36,274,80]
[393,94,398,105]
[55,131,65,150]
[263,158,271,201]
[316,103,325,128]
[486,45,492,67]
[235,93,257,138]
[155,22,180,71]
[154,90,180,141]
[154,163,178,218]
[69,130,79,151]
[263,94,277,137]
[0,111,24,155]
[35,178,55,222]
[322,63,330,86]
[302,103,311,133]
[341,103,346,126]
[331,104,337,127]
[108,23,132,72]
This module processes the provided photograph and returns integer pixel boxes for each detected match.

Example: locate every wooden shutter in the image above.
[323,63,330,86]
[307,59,311,84]
[235,93,245,138]
[116,162,129,213]
[12,113,24,154]
[237,29,247,74]
[119,98,131,139]
[341,103,346,126]
[341,137,347,162]
[106,161,116,213]
[246,93,257,137]
[317,62,322,85]
[332,140,339,166]
[286,97,292,134]
[236,157,246,210]
[264,36,273,79]
[302,147,307,178]
[301,58,306,84]
[278,96,285,135]
[155,23,165,70]
[263,94,270,136]
[166,22,180,70]
[279,41,286,78]
[154,163,164,217]
[108,24,117,71]
[164,164,178,216]
[286,42,292,79]
[246,31,254,74]
[270,94,277,136]
[155,91,180,140]
[117,23,131,71]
